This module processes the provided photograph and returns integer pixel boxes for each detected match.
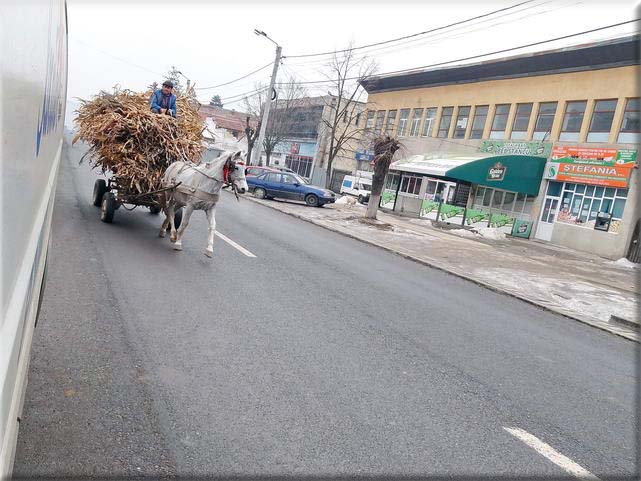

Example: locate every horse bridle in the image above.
[223,158,242,201]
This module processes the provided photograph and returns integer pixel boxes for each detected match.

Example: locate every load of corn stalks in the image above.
[73,87,205,194]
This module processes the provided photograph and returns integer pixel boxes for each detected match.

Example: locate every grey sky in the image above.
[67,0,637,113]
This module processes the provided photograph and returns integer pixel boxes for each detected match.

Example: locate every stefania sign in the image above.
[487,162,507,181]
[479,140,552,157]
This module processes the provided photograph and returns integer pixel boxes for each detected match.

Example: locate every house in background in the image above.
[256,95,369,191]
[198,104,256,160]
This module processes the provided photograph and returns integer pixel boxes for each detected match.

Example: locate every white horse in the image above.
[159,150,248,257]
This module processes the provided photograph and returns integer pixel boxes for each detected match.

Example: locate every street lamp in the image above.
[251,28,282,166]
[176,70,191,92]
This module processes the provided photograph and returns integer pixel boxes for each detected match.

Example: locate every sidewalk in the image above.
[242,194,639,342]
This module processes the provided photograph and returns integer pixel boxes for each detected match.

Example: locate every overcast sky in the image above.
[66,0,637,117]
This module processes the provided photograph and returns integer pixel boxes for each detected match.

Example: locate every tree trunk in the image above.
[365,136,401,219]
[265,151,271,166]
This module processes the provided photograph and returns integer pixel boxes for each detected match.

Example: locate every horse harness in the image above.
[169,158,240,202]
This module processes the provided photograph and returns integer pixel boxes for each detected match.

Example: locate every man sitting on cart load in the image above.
[150,80,177,117]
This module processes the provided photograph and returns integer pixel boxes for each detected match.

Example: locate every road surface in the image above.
[14,141,637,479]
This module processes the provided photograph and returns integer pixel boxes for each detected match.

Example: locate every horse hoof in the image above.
[170,235,177,243]
[204,249,213,258]
[159,231,166,238]
[172,243,183,251]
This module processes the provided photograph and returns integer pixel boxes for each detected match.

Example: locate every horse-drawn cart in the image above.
[91,176,182,227]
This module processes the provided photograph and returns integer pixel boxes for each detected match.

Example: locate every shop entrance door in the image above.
[535,196,560,241]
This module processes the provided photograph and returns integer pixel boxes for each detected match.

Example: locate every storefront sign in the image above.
[487,162,507,181]
[355,150,375,161]
[511,219,533,238]
[479,140,552,157]
[544,147,637,188]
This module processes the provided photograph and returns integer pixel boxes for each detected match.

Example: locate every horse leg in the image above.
[205,205,217,258]
[167,204,178,243]
[173,204,194,251]
[158,193,169,237]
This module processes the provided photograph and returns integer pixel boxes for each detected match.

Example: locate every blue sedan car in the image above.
[247,171,336,207]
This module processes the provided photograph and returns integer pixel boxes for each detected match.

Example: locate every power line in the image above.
[283,0,536,59]
[195,62,273,91]
[276,20,639,86]
[220,86,269,103]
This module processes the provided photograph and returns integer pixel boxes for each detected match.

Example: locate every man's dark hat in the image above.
[162,80,174,88]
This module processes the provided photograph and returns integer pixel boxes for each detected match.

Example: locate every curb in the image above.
[609,314,640,330]
[242,195,638,343]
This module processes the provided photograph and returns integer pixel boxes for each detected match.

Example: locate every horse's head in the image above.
[224,150,248,194]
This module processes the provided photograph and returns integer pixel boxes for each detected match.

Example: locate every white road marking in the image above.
[215,231,256,258]
[503,427,600,480]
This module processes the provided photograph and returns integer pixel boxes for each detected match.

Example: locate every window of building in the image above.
[532,102,557,140]
[374,110,385,135]
[437,107,454,138]
[473,186,531,217]
[558,183,628,225]
[490,104,510,139]
[559,100,587,141]
[587,99,617,142]
[410,108,424,136]
[385,172,401,191]
[470,105,488,139]
[397,109,410,136]
[510,103,533,140]
[365,111,375,130]
[285,155,313,178]
[384,110,397,135]
[354,112,361,126]
[421,107,437,137]
[399,174,422,195]
[453,106,471,139]
[618,98,640,143]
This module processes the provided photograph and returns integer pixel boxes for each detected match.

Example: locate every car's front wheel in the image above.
[254,187,266,199]
[305,194,320,207]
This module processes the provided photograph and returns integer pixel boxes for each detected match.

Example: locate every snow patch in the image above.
[476,227,506,240]
[449,229,479,238]
[334,195,357,206]
[610,257,639,269]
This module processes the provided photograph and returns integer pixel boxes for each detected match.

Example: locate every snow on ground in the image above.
[476,227,506,240]
[474,267,637,323]
[449,229,479,239]
[334,196,360,207]
[610,257,639,269]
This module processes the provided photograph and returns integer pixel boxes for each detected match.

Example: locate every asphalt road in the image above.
[14,141,638,479]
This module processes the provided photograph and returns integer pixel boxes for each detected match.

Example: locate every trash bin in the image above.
[594,211,612,232]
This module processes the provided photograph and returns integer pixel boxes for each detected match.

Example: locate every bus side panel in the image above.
[0,0,68,475]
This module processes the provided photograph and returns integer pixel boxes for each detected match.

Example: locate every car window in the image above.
[266,173,281,183]
[282,174,299,184]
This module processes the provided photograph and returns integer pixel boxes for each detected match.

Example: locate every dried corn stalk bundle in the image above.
[73,87,204,194]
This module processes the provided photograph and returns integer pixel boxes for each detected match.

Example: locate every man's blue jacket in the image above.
[150,89,177,117]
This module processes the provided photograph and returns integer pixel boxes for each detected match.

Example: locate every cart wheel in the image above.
[100,192,116,223]
[149,206,161,215]
[92,179,108,207]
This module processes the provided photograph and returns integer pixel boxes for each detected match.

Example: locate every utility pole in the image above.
[252,30,281,166]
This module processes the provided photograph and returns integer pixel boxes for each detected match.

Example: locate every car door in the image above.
[263,172,283,197]
[280,174,303,200]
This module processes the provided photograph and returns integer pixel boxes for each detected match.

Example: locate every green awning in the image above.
[446,155,546,196]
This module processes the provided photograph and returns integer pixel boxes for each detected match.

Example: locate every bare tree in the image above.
[366,136,402,219]
[244,77,306,166]
[320,45,377,189]
[244,116,260,165]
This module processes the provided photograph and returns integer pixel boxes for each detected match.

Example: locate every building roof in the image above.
[361,35,640,93]
[198,105,256,132]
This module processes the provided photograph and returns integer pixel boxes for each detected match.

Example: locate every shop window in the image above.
[546,181,562,196]
[437,107,454,138]
[374,110,385,135]
[559,101,586,141]
[503,192,516,211]
[385,172,400,190]
[618,98,640,143]
[421,108,437,137]
[482,188,493,207]
[365,111,375,131]
[490,104,510,139]
[410,108,424,136]
[558,183,628,227]
[400,175,422,195]
[533,102,557,140]
[587,99,617,142]
[397,109,410,136]
[453,106,471,139]
[285,155,313,178]
[510,103,533,140]
[470,106,488,139]
[384,110,397,135]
